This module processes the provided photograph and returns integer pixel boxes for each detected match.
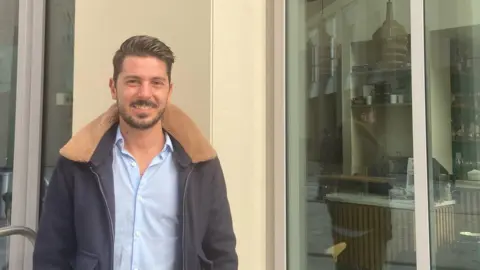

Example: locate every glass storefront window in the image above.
[425,1,480,269]
[40,0,75,215]
[286,0,418,269]
[0,0,18,268]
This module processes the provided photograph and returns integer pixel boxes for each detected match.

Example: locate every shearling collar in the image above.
[59,103,216,163]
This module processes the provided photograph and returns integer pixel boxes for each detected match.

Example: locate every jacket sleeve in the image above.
[202,158,238,269]
[33,157,76,269]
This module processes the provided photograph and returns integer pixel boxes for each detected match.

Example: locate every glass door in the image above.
[1,0,45,269]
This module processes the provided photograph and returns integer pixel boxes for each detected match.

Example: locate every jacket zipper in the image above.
[182,164,196,270]
[90,166,114,270]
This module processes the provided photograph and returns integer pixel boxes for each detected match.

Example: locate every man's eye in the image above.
[127,80,138,84]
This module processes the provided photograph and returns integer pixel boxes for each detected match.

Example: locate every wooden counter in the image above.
[316,174,393,200]
[325,193,455,270]
[318,175,392,184]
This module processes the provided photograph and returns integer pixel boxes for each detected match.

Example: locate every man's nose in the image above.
[137,81,153,97]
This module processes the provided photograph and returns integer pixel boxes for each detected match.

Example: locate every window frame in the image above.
[10,0,46,268]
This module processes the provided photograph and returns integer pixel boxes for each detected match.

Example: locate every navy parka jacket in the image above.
[32,104,238,270]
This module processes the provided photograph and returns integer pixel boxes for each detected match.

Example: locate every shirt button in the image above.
[135,231,140,237]
[131,162,136,167]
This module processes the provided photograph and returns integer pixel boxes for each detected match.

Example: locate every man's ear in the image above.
[167,83,174,102]
[109,78,117,99]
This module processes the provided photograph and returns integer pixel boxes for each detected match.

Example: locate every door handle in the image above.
[0,226,36,245]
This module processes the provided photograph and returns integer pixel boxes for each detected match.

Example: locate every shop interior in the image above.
[304,0,480,269]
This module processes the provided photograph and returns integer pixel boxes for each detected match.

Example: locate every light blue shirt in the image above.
[112,127,179,270]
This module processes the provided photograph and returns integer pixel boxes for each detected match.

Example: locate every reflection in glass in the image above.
[0,0,18,268]
[426,1,480,268]
[40,0,75,215]
[287,0,419,269]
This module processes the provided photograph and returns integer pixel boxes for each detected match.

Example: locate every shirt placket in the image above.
[129,154,142,270]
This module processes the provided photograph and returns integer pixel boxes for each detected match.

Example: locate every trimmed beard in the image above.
[118,102,165,130]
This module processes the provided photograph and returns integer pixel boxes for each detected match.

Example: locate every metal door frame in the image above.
[267,0,287,269]
[410,0,431,269]
[9,0,45,268]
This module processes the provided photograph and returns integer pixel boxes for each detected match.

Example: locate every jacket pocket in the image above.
[198,252,213,270]
[73,250,98,270]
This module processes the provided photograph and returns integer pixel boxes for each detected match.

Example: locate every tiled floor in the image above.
[307,256,417,270]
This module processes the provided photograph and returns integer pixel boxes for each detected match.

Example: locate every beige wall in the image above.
[73,1,268,269]
[212,1,267,270]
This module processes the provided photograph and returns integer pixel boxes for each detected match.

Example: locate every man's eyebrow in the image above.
[123,75,141,80]
[123,75,166,81]
[151,76,167,81]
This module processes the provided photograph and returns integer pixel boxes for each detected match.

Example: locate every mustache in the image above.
[130,100,158,108]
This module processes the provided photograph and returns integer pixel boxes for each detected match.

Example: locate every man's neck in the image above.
[119,121,165,157]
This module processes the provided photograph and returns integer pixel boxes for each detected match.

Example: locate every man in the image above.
[33,35,238,270]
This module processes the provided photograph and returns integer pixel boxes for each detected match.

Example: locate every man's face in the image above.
[109,56,172,130]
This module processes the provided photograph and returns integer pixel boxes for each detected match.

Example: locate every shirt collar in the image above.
[115,126,174,153]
